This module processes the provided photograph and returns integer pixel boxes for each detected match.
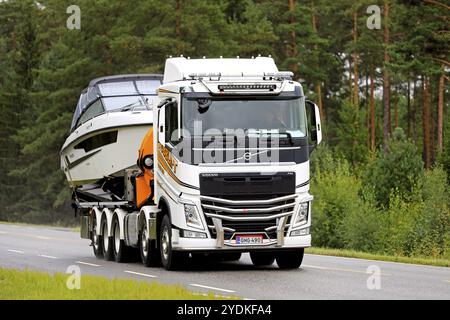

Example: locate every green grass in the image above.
[0,268,236,300]
[306,247,450,268]
[0,221,80,232]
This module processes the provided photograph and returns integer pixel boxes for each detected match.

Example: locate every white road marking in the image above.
[303,264,391,276]
[303,264,327,270]
[0,231,6,234]
[38,254,58,259]
[36,236,51,240]
[7,249,24,254]
[76,261,101,267]
[444,280,450,284]
[189,283,236,293]
[192,292,237,299]
[124,270,157,278]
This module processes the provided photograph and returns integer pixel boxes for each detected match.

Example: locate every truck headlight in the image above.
[293,202,309,227]
[183,203,204,230]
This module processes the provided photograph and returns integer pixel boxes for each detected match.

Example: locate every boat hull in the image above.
[61,111,152,187]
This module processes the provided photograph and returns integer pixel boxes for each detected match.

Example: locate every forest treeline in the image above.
[0,0,448,258]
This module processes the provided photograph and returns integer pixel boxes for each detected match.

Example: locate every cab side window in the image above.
[165,100,179,144]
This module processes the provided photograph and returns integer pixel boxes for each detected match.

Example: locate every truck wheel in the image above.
[160,215,187,270]
[139,220,160,267]
[112,216,129,263]
[250,252,275,266]
[101,218,114,261]
[276,249,304,269]
[91,216,103,259]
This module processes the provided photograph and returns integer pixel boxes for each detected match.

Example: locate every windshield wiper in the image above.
[115,100,144,112]
[248,130,295,145]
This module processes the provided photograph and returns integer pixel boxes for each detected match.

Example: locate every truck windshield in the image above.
[182,97,307,137]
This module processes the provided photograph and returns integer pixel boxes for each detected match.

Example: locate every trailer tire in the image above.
[91,215,103,259]
[112,216,130,263]
[101,218,114,261]
[276,248,304,269]
[160,215,188,270]
[139,220,160,267]
[250,252,275,266]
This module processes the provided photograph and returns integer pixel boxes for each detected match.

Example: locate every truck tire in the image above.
[250,252,275,266]
[139,220,160,267]
[101,218,114,261]
[91,215,103,259]
[112,216,130,263]
[276,248,304,269]
[160,215,188,270]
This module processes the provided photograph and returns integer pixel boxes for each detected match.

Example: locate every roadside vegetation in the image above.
[0,268,235,300]
[310,136,450,263]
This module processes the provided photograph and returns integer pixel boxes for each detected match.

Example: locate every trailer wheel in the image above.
[101,218,114,261]
[250,252,275,266]
[160,215,187,270]
[276,248,304,269]
[112,216,130,263]
[139,220,160,267]
[91,215,103,259]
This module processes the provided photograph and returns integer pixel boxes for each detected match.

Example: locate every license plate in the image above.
[235,235,263,245]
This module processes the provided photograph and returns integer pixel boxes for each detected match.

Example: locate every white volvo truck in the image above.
[70,57,322,270]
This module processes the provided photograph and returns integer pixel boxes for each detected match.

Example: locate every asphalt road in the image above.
[0,223,449,300]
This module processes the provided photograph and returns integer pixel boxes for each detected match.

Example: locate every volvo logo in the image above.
[243,152,252,161]
[226,150,269,163]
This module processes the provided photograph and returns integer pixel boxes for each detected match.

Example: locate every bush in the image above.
[380,191,424,256]
[310,147,374,249]
[310,143,449,259]
[363,128,423,207]
[340,189,382,252]
[413,167,450,257]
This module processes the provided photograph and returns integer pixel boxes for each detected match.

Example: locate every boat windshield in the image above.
[102,95,154,111]
[70,77,162,131]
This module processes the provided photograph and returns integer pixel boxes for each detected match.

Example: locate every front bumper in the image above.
[171,191,313,251]
[171,229,311,251]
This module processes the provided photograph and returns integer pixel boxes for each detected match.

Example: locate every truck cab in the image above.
[148,57,322,269]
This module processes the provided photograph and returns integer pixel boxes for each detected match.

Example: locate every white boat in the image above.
[60,74,162,201]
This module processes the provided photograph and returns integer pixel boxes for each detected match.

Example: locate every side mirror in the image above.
[305,100,322,153]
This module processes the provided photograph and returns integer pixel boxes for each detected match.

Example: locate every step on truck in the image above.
[69,57,322,270]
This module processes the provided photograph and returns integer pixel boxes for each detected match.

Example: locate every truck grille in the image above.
[200,194,296,240]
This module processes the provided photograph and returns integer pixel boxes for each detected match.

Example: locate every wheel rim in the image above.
[114,222,120,254]
[161,225,170,261]
[103,222,109,252]
[92,223,99,250]
[141,224,148,258]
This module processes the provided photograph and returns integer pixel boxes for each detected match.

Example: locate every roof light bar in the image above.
[188,72,221,78]
[218,84,277,91]
[264,71,294,78]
